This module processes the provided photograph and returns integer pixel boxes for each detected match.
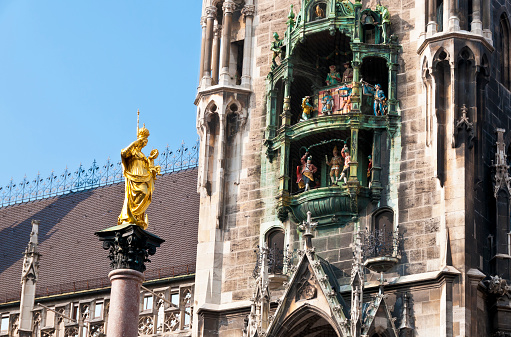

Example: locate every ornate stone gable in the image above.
[264,249,350,337]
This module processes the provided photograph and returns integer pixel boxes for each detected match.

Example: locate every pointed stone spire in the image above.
[19,220,41,337]
[299,211,317,250]
[493,128,511,197]
[399,293,413,337]
[351,222,364,337]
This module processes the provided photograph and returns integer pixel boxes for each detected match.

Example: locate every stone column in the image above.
[199,16,206,83]
[448,0,460,31]
[107,269,145,337]
[427,0,437,35]
[211,23,222,84]
[219,0,235,85]
[482,0,492,42]
[471,0,482,35]
[241,4,255,88]
[96,224,164,337]
[203,6,217,87]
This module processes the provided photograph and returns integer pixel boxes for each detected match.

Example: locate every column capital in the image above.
[96,223,165,273]
[200,15,207,27]
[205,6,217,19]
[242,5,255,17]
[223,0,236,13]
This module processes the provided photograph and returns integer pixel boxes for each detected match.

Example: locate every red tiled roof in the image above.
[0,168,199,303]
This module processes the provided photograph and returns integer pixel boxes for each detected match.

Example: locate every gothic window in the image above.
[499,13,511,90]
[93,301,103,319]
[1,315,8,333]
[436,0,443,31]
[143,295,153,311]
[372,207,393,232]
[70,304,79,322]
[266,229,285,274]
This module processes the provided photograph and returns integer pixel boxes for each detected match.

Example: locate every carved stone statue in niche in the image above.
[297,152,317,191]
[301,96,313,121]
[325,146,343,185]
[321,90,334,115]
[362,81,387,116]
[326,65,341,86]
[338,144,351,184]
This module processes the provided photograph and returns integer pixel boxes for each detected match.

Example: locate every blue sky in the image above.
[0,1,202,186]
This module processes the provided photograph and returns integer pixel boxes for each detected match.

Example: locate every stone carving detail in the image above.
[10,314,19,336]
[492,129,511,198]
[453,104,475,148]
[138,315,154,335]
[164,312,180,332]
[295,267,317,301]
[242,5,255,17]
[486,275,511,297]
[42,329,55,337]
[89,324,104,337]
[64,327,79,337]
[205,6,217,18]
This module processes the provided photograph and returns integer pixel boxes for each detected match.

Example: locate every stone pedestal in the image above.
[107,269,144,337]
[95,223,164,337]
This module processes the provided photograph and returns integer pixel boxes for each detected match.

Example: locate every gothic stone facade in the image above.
[194,0,511,337]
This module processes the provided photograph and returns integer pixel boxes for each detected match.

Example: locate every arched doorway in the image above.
[274,306,341,337]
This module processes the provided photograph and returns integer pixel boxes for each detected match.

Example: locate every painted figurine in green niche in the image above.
[325,146,343,185]
[362,81,387,116]
[301,96,313,120]
[321,90,334,115]
[297,152,317,191]
[325,65,341,86]
[342,62,353,82]
[338,144,351,184]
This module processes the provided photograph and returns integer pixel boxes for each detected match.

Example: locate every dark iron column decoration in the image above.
[95,224,165,273]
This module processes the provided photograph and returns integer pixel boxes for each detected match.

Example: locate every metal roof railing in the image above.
[0,140,199,208]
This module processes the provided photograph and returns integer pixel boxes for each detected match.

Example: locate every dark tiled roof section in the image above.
[0,168,199,303]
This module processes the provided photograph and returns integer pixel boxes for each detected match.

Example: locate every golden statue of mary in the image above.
[117,120,160,230]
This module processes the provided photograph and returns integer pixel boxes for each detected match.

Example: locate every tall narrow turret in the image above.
[19,220,41,337]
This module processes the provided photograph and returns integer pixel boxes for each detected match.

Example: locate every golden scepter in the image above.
[137,109,140,136]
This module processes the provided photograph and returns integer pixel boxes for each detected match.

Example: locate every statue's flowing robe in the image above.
[118,146,154,229]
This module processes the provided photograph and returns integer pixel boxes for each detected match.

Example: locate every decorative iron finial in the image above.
[299,211,318,250]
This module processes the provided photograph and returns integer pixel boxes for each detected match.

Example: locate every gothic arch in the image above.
[498,12,511,89]
[422,56,434,147]
[273,303,342,337]
[432,47,450,68]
